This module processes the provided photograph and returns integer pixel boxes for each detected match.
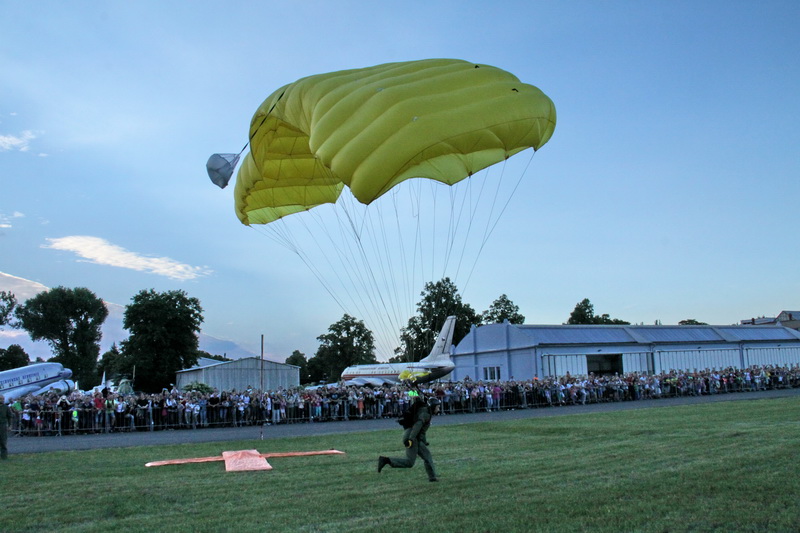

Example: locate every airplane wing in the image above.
[4,385,42,401]
[344,377,392,387]
[35,380,75,397]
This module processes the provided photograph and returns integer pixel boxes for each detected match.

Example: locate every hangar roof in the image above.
[177,356,298,374]
[518,325,800,345]
[455,323,800,354]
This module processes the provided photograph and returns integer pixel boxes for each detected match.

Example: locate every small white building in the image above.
[452,323,800,381]
[175,357,299,392]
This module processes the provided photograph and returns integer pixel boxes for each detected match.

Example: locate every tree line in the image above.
[286,277,529,384]
[0,288,202,391]
[0,283,706,391]
[0,279,525,390]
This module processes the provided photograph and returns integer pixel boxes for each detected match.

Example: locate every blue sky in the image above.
[2,1,798,362]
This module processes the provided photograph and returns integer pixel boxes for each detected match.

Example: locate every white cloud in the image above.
[42,236,212,281]
[0,211,24,229]
[0,329,26,340]
[0,130,35,151]
[0,271,49,300]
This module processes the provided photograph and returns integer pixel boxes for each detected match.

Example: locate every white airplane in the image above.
[340,316,456,386]
[0,362,75,401]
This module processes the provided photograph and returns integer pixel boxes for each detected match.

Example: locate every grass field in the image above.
[3,396,799,533]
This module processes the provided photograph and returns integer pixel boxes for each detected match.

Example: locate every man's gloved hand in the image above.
[404,439,413,448]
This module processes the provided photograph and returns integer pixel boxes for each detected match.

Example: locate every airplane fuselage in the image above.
[0,362,74,401]
[340,361,454,386]
[339,316,458,387]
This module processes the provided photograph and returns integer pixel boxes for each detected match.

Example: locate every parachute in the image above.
[224,59,556,354]
[235,58,555,225]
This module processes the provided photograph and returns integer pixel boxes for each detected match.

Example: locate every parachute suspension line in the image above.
[440,179,464,279]
[253,192,399,356]
[443,170,480,283]
[461,150,538,294]
[352,202,404,352]
[482,150,537,240]
[325,205,398,354]
[336,191,404,355]
[303,205,371,317]
[247,168,392,353]
[370,190,408,340]
[424,179,443,296]
[316,192,396,353]
[257,212,357,315]
[390,188,413,333]
[249,222,351,316]
[449,162,495,287]
[413,179,432,314]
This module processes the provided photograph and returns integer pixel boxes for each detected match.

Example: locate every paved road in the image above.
[9,387,800,454]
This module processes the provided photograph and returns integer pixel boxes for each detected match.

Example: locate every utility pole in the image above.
[260,334,265,440]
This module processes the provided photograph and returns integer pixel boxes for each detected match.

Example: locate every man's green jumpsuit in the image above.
[378,397,438,481]
[0,395,11,460]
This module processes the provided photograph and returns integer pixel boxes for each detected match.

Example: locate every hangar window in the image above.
[586,354,622,376]
[483,366,500,381]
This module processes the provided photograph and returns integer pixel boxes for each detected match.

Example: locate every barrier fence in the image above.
[7,365,799,437]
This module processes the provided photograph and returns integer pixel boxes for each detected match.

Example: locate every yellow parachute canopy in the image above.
[234,58,556,225]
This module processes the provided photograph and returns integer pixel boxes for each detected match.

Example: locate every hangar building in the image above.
[175,357,299,392]
[451,323,800,382]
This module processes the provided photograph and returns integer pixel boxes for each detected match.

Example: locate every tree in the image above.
[481,294,525,324]
[15,286,108,385]
[567,298,629,325]
[0,292,25,371]
[181,381,213,394]
[678,319,708,325]
[394,278,479,363]
[197,351,232,362]
[309,314,376,382]
[285,350,310,384]
[120,289,203,392]
[97,343,124,382]
[567,298,594,324]
[0,344,29,371]
[0,290,17,327]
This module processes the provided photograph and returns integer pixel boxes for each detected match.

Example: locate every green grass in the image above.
[3,397,799,533]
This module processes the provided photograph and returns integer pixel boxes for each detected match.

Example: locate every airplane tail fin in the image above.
[421,316,456,363]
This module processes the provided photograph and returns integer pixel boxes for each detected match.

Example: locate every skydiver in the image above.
[377,391,439,482]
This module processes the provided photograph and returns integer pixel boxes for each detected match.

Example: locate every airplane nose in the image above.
[61,369,73,379]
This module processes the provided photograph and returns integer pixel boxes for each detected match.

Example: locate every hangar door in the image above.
[541,354,589,378]
[586,354,623,376]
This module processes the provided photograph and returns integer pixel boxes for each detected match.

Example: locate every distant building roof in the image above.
[738,310,800,328]
[180,356,298,373]
[176,357,300,391]
[739,317,777,325]
[777,311,800,322]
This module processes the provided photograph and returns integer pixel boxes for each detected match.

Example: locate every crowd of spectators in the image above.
[5,364,799,437]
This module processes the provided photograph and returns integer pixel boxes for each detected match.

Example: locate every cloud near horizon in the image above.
[0,130,35,152]
[43,236,212,281]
